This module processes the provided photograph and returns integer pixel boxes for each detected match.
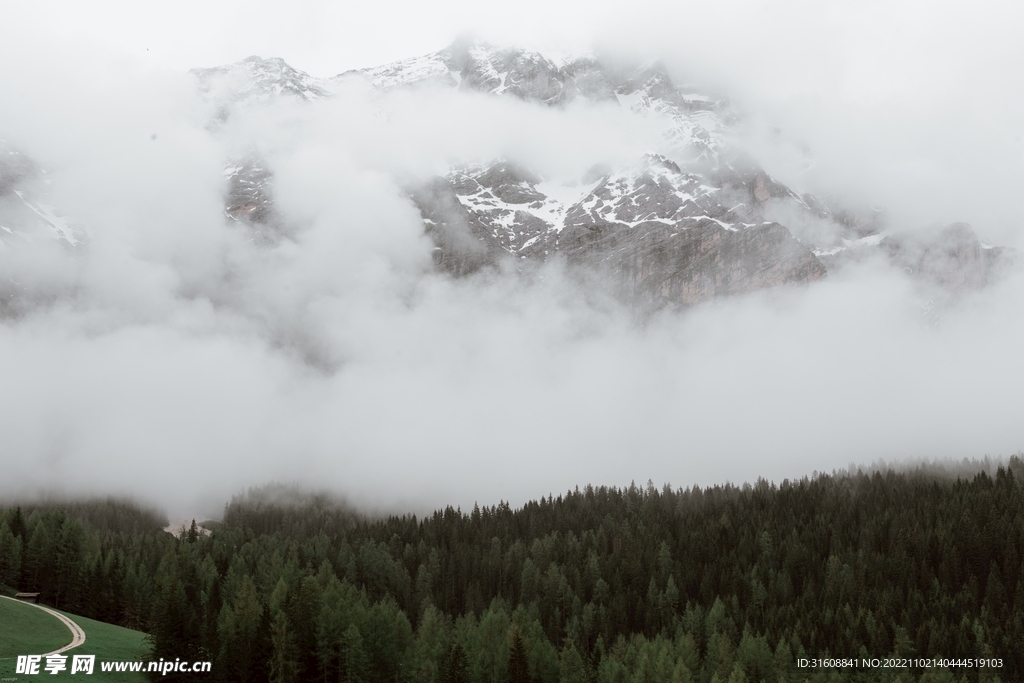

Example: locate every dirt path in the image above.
[0,595,86,655]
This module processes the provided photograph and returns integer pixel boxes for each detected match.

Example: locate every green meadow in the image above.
[0,598,149,683]
[0,597,70,658]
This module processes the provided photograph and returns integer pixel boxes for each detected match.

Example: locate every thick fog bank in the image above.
[4,259,1023,519]
[2,12,1024,519]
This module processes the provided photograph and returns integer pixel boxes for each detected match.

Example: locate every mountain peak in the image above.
[190,43,1010,308]
[191,54,330,107]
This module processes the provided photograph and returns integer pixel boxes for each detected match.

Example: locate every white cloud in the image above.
[1,2,1022,518]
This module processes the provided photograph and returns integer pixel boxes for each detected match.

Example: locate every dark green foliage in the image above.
[1,458,1022,682]
[12,497,167,535]
[509,629,529,683]
[439,642,469,683]
[268,610,299,683]
[217,575,265,682]
[338,624,369,683]
[8,506,27,539]
[0,521,21,588]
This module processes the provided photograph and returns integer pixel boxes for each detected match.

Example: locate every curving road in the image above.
[0,595,86,655]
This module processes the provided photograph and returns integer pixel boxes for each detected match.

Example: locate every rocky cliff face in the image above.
[413,154,825,306]
[336,43,616,105]
[5,43,1002,318]
[0,140,83,251]
[206,44,841,308]
[882,223,1007,294]
[0,139,86,316]
[205,43,1012,308]
[192,55,331,113]
[223,155,284,245]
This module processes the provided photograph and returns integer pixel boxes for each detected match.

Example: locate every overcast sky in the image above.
[9,0,1024,241]
[2,0,1023,518]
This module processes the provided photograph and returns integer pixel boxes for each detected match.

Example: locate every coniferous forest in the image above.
[1,460,1022,683]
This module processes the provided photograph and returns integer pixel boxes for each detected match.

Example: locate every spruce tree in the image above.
[440,642,469,683]
[268,611,299,683]
[338,624,369,683]
[8,507,27,540]
[0,522,21,589]
[508,629,529,683]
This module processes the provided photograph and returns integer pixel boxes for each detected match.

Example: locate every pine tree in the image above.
[0,522,21,589]
[268,611,299,683]
[439,642,469,683]
[218,575,265,683]
[286,575,322,678]
[122,559,150,632]
[8,507,27,540]
[558,641,587,683]
[338,624,369,683]
[23,518,52,590]
[150,572,194,663]
[508,629,530,683]
[316,579,346,682]
[984,561,1006,619]
[726,661,748,683]
[52,517,84,609]
[665,575,680,617]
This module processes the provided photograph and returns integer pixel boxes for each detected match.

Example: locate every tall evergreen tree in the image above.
[0,522,21,588]
[439,642,469,683]
[508,629,530,683]
[22,518,52,590]
[218,575,265,683]
[338,624,369,683]
[52,517,84,609]
[8,507,27,540]
[268,611,299,683]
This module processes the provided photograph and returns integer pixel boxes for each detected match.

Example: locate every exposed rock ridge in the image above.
[200,44,1010,307]
[191,55,332,109]
[413,153,826,307]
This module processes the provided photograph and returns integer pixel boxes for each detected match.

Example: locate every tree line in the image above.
[1,460,1022,682]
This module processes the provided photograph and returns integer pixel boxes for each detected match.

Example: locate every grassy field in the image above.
[0,599,150,683]
[0,597,71,658]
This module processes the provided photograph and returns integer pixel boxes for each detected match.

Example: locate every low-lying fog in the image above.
[2,1,1023,519]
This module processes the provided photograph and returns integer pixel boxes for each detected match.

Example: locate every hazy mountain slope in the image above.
[200,42,1008,308]
[2,43,1008,319]
[0,140,86,317]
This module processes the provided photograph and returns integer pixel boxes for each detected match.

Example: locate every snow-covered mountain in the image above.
[1,139,86,315]
[0,140,83,250]
[337,42,736,166]
[0,42,1009,318]
[199,41,1009,307]
[192,55,332,111]
[413,154,825,306]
